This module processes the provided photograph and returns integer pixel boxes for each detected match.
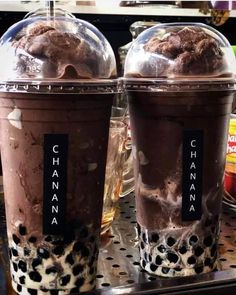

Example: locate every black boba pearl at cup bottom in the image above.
[150,233,159,243]
[162,267,170,274]
[17,284,22,292]
[24,247,31,256]
[189,235,198,245]
[187,256,196,265]
[195,265,204,274]
[157,245,166,253]
[150,263,158,272]
[18,260,27,272]
[45,236,52,242]
[28,289,37,295]
[73,264,84,276]
[179,246,187,254]
[19,275,25,284]
[28,236,37,243]
[13,234,20,245]
[167,237,176,247]
[46,266,58,274]
[65,253,75,265]
[167,252,179,264]
[53,246,65,256]
[13,262,18,272]
[204,257,211,266]
[60,274,71,286]
[29,271,42,282]
[12,248,18,257]
[50,290,59,295]
[19,224,27,236]
[195,246,204,257]
[32,258,42,270]
[155,255,163,265]
[75,277,85,287]
[37,248,50,259]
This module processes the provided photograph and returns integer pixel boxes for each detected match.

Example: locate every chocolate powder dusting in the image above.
[12,23,101,79]
[142,26,225,76]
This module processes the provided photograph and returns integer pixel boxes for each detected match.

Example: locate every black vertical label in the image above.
[43,134,68,235]
[182,130,203,221]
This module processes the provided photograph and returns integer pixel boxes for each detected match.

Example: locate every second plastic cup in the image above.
[124,23,236,277]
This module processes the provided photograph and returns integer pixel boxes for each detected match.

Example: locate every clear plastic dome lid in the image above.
[124,23,236,81]
[0,13,117,82]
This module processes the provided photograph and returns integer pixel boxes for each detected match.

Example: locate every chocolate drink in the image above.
[124,24,236,277]
[0,15,117,295]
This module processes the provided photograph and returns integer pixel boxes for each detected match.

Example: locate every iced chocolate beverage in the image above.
[124,24,236,277]
[0,15,117,295]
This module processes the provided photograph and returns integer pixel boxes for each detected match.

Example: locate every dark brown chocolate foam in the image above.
[12,23,103,79]
[127,26,227,78]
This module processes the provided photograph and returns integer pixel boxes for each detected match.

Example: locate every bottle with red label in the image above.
[224,114,236,205]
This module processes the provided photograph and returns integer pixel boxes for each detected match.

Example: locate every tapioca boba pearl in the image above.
[75,277,85,288]
[13,234,20,245]
[157,245,166,253]
[28,236,37,243]
[174,267,182,272]
[65,253,74,265]
[141,259,146,268]
[32,258,42,270]
[19,224,27,236]
[189,235,198,245]
[18,260,27,272]
[28,289,37,295]
[53,246,64,256]
[187,256,196,265]
[167,237,176,247]
[60,274,71,286]
[50,291,59,295]
[13,262,18,272]
[150,233,159,243]
[167,252,179,264]
[140,241,145,250]
[12,248,18,257]
[195,246,204,257]
[19,276,25,285]
[17,284,22,292]
[46,266,58,275]
[150,263,158,272]
[204,236,213,247]
[37,248,50,259]
[155,255,163,266]
[45,236,52,242]
[179,246,187,255]
[81,246,89,257]
[162,267,170,274]
[73,264,84,276]
[204,258,211,266]
[195,265,204,274]
[29,271,42,282]
[24,248,31,256]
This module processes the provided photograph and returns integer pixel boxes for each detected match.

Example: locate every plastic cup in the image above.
[124,23,236,277]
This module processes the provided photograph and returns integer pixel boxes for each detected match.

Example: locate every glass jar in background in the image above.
[101,119,127,234]
[118,21,159,197]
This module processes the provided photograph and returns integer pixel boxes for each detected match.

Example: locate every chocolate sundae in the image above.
[0,14,117,295]
[124,24,236,277]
